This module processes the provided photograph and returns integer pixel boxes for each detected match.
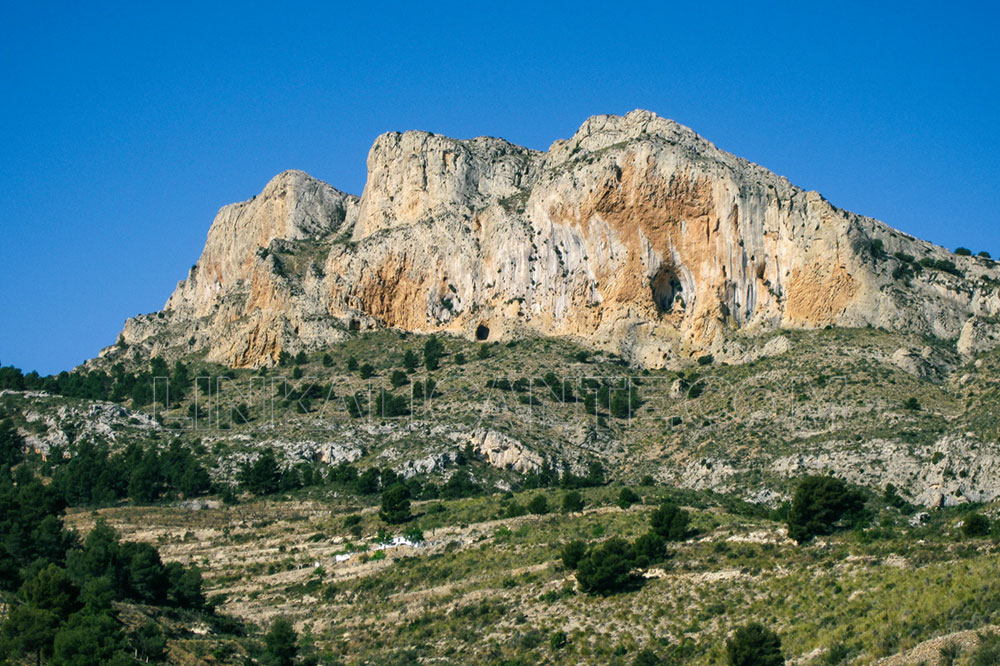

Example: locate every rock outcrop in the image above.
[100,110,1000,369]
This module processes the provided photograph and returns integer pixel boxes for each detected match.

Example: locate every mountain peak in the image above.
[99,113,1000,370]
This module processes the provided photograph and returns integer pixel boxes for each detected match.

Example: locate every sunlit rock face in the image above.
[106,110,1000,369]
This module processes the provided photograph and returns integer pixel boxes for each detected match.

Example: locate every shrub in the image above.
[978,250,992,259]
[970,634,1000,666]
[697,354,714,366]
[903,397,921,411]
[424,336,444,371]
[617,487,640,509]
[294,351,308,365]
[632,531,668,565]
[561,541,587,569]
[263,616,298,666]
[379,483,412,524]
[963,512,992,538]
[453,352,466,365]
[527,495,549,515]
[650,501,690,541]
[390,370,409,389]
[955,247,972,256]
[575,538,640,595]
[550,630,568,651]
[403,349,419,372]
[632,649,664,666]
[322,353,333,367]
[562,491,584,513]
[359,363,375,379]
[726,622,783,666]
[787,475,866,543]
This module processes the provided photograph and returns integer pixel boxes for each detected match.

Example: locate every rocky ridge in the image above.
[101,110,1000,369]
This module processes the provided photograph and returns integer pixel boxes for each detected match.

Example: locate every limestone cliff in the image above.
[101,110,1000,368]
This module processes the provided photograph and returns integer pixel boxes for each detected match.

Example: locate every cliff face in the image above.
[105,110,1000,368]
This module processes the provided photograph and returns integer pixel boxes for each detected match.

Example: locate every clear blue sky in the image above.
[1,1,997,375]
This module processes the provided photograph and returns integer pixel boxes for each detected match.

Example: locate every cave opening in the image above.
[349,318,361,331]
[651,264,682,314]
[475,323,490,341]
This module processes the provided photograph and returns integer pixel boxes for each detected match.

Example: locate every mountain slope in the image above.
[101,110,1000,369]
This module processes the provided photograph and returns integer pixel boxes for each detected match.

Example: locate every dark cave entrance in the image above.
[475,323,490,341]
[349,318,361,331]
[651,264,682,314]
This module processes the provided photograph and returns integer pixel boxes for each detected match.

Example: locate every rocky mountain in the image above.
[101,110,1000,369]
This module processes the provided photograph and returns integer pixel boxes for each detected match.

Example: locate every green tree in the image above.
[379,483,412,524]
[322,353,334,367]
[560,541,587,570]
[131,620,166,662]
[423,336,444,371]
[403,349,419,372]
[528,494,549,515]
[786,476,866,543]
[650,501,690,541]
[726,622,784,666]
[359,363,375,379]
[240,450,281,495]
[562,490,584,513]
[294,351,308,365]
[0,418,23,469]
[617,487,640,509]
[50,610,130,666]
[262,616,298,666]
[575,538,640,595]
[128,447,163,503]
[390,370,409,389]
[346,356,359,372]
[963,513,992,538]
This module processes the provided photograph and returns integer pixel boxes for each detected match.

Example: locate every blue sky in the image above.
[1,1,998,374]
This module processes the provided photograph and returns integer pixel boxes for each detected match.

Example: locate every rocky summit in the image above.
[100,110,1000,370]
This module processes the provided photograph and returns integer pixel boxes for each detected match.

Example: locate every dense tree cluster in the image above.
[0,440,209,665]
[786,476,867,543]
[51,439,212,507]
[562,499,689,595]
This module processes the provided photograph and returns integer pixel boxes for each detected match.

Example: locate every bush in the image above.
[903,397,921,411]
[575,538,640,595]
[650,501,690,541]
[978,250,992,259]
[697,354,714,366]
[562,491,584,513]
[963,513,992,538]
[726,622,783,666]
[970,634,1000,666]
[617,487,640,509]
[787,475,866,543]
[527,495,549,515]
[379,483,412,524]
[390,370,409,389]
[561,541,587,570]
[632,531,667,565]
[955,247,972,256]
[322,353,333,367]
[346,356,358,372]
[262,616,298,666]
[550,630,568,651]
[632,649,664,666]
[424,336,444,371]
[359,363,375,379]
